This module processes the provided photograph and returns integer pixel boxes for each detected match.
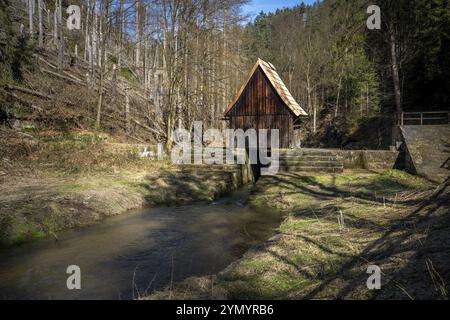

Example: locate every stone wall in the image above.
[337,150,401,170]
[400,125,450,183]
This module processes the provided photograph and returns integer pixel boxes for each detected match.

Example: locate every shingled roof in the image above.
[225,58,308,117]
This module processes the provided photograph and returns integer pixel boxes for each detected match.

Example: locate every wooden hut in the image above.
[224,58,308,148]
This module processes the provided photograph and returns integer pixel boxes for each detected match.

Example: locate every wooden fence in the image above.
[396,111,450,126]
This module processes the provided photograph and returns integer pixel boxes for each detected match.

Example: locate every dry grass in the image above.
[0,135,243,247]
[145,171,449,300]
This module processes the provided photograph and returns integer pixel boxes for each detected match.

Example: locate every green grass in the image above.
[146,170,438,300]
[1,202,66,246]
[219,170,433,299]
[119,67,137,83]
[0,138,246,247]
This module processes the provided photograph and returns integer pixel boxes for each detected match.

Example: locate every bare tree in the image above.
[28,0,34,38]
[38,0,43,47]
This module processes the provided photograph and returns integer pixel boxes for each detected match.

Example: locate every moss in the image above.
[9,106,32,119]
[1,164,245,247]
[239,259,274,274]
[0,202,67,246]
[279,218,319,232]
[4,214,43,245]
[119,67,137,83]
[221,266,314,300]
[2,138,176,176]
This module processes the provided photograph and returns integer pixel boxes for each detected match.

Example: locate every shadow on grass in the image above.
[241,172,449,299]
[133,167,239,206]
[301,179,450,299]
[262,173,428,208]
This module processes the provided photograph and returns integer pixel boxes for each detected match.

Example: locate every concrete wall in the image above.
[400,125,450,183]
[337,150,401,170]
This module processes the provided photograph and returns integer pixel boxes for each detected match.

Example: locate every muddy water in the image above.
[0,188,282,300]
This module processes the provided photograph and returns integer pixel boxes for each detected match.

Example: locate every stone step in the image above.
[280,149,339,156]
[279,148,336,153]
[275,160,343,168]
[179,164,239,171]
[278,166,344,173]
[279,152,341,157]
[278,155,343,161]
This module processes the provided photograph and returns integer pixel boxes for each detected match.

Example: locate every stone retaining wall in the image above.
[337,150,401,170]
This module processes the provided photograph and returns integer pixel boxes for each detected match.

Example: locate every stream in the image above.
[0,187,282,300]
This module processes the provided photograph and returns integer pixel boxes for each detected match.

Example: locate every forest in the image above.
[0,0,449,302]
[0,0,449,149]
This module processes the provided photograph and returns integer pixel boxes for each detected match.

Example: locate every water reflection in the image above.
[0,190,281,300]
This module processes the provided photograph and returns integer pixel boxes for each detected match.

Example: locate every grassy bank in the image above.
[0,132,243,247]
[147,170,449,300]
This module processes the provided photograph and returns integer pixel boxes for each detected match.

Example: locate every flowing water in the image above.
[0,188,282,300]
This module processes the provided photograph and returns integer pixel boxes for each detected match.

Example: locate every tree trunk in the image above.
[38,0,43,47]
[135,0,141,67]
[390,30,402,114]
[366,82,370,113]
[53,1,57,41]
[58,0,64,72]
[313,104,317,134]
[335,75,342,118]
[118,0,124,67]
[96,75,103,128]
[28,0,34,38]
[313,89,317,133]
[84,1,90,62]
[95,0,105,129]
[143,4,148,93]
[125,87,130,133]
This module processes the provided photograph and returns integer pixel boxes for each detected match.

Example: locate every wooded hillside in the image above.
[245,0,449,148]
[0,0,448,149]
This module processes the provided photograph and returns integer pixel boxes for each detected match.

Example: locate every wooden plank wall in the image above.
[228,67,294,148]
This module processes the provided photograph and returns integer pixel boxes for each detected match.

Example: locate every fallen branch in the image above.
[6,84,52,100]
[132,118,165,138]
[40,68,84,85]
[7,92,44,112]
[125,133,148,144]
[35,55,58,70]
[0,127,36,140]
[7,84,78,108]
[102,112,125,126]
[63,70,83,83]
[145,115,165,135]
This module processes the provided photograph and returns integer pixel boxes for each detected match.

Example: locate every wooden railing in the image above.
[396,111,450,126]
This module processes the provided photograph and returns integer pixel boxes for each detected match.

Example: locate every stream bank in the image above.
[0,136,252,247]
[146,170,449,300]
[0,187,283,300]
[0,167,251,247]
